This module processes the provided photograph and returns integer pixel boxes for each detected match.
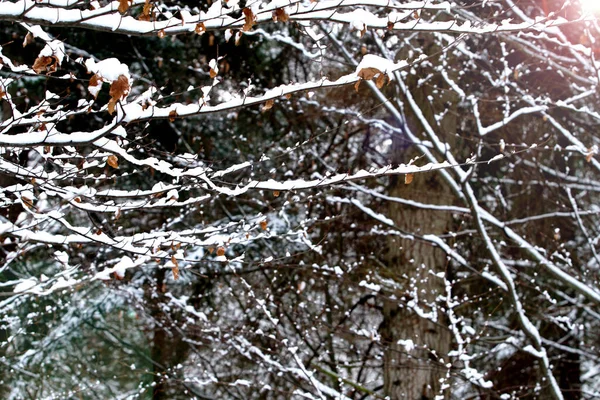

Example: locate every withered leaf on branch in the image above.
[242,8,256,32]
[111,75,130,96]
[23,32,34,48]
[359,26,366,38]
[107,75,130,115]
[21,196,34,209]
[108,98,118,114]
[139,0,153,21]
[404,173,414,185]
[107,155,119,169]
[216,247,226,256]
[88,74,102,98]
[261,99,274,112]
[272,8,289,22]
[357,67,383,81]
[587,150,595,163]
[375,73,387,88]
[168,110,178,122]
[118,0,130,14]
[33,56,58,74]
[195,22,206,35]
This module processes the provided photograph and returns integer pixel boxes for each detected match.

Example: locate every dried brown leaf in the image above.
[33,56,58,74]
[168,110,178,122]
[272,8,289,22]
[260,220,268,230]
[357,67,382,81]
[109,75,130,101]
[118,0,130,14]
[22,196,33,208]
[404,173,414,185]
[23,32,34,48]
[195,22,206,35]
[216,246,225,256]
[107,75,130,114]
[139,0,152,21]
[107,155,119,169]
[261,99,274,112]
[172,266,179,280]
[242,8,256,32]
[88,74,102,98]
[375,73,387,89]
[107,98,117,115]
[157,29,166,38]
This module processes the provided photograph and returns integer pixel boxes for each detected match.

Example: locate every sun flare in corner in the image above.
[580,0,600,14]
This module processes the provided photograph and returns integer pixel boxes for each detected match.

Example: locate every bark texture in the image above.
[382,172,453,400]
[382,56,457,398]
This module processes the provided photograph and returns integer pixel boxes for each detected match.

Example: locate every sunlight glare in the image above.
[581,0,600,14]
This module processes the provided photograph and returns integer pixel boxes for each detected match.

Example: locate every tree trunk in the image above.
[151,268,168,400]
[382,172,453,400]
[382,62,457,398]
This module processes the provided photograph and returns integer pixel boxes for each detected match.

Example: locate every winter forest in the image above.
[2,0,600,398]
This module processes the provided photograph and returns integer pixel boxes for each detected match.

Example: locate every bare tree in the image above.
[1,0,600,399]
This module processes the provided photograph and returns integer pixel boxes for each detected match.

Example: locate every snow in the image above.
[397,339,416,352]
[95,255,136,280]
[38,39,65,63]
[355,54,407,80]
[358,280,381,291]
[13,279,38,293]
[85,57,130,82]
[1,3,598,400]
